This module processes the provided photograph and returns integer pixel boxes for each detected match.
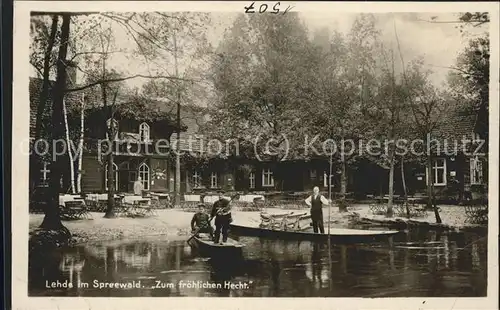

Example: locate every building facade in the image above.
[30,76,487,202]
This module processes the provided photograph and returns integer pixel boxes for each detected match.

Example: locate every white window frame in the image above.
[105,162,119,191]
[139,122,150,142]
[262,168,274,187]
[210,172,218,188]
[249,172,255,189]
[192,170,202,188]
[40,161,50,183]
[470,156,484,185]
[139,163,150,190]
[426,158,447,186]
[323,172,334,187]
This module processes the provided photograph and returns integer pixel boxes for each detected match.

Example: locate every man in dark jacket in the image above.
[191,204,213,239]
[210,192,232,244]
[305,186,331,233]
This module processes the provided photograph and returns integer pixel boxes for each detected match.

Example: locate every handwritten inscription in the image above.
[244,2,294,15]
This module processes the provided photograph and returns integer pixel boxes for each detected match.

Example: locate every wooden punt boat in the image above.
[188,233,244,258]
[230,210,401,243]
[229,223,400,243]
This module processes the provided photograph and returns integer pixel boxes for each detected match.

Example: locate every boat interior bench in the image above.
[260,212,310,231]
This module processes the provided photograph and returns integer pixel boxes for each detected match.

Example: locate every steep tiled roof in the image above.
[433,109,477,141]
[432,106,479,155]
[29,78,52,138]
[29,77,184,138]
[30,77,87,138]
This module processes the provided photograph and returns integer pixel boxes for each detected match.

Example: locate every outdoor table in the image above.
[59,194,85,207]
[238,194,265,203]
[85,194,121,212]
[203,195,232,204]
[122,195,150,205]
[58,195,90,220]
[149,192,171,208]
[122,197,155,217]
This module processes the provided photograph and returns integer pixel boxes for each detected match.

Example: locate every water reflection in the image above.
[29,229,487,297]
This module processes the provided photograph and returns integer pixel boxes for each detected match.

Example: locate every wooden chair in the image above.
[369,197,386,215]
[60,200,91,220]
[464,203,488,224]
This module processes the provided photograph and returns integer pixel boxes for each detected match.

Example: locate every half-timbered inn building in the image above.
[29,74,183,195]
[172,102,487,203]
[30,71,487,203]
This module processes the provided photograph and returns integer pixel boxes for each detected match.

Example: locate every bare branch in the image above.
[66,74,197,92]
[101,13,174,54]
[426,64,486,78]
[31,12,99,17]
[69,50,125,62]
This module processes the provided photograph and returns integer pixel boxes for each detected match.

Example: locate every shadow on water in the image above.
[29,227,487,297]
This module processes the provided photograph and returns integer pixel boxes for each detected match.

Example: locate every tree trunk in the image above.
[401,156,410,218]
[386,150,394,217]
[76,94,84,193]
[340,160,347,196]
[174,30,181,206]
[426,155,433,210]
[39,13,71,234]
[63,97,76,194]
[104,151,116,218]
[339,156,347,212]
[34,14,58,142]
[32,15,59,200]
[401,156,407,199]
[426,153,442,223]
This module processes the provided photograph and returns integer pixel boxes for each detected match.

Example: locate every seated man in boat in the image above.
[191,204,214,239]
[305,186,331,234]
[210,191,232,244]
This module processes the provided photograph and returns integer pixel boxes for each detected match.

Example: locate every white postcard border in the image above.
[12,2,499,309]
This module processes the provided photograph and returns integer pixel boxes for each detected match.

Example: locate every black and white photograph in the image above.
[12,1,498,309]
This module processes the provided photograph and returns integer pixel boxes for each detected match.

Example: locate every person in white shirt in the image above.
[133,176,144,196]
[305,186,330,233]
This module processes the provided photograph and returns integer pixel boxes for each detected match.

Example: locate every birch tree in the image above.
[306,15,380,211]
[62,97,76,193]
[76,93,85,193]
[404,60,447,223]
[31,12,212,226]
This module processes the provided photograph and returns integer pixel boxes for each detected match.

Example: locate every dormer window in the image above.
[139,122,150,142]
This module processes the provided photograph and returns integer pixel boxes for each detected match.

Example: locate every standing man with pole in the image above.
[305,186,331,234]
[210,191,232,244]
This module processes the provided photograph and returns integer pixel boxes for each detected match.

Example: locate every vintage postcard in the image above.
[12,1,499,309]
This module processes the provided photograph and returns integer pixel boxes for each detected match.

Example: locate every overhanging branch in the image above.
[65,74,197,92]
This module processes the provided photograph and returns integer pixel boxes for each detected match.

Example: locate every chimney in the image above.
[66,60,78,87]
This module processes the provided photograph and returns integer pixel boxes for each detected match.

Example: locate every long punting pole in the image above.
[327,150,333,290]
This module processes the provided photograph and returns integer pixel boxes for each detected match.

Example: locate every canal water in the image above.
[29,228,487,297]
